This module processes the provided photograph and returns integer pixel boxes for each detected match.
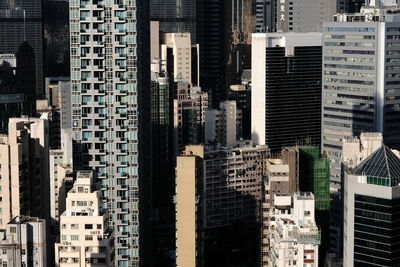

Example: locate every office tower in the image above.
[322,3,400,191]
[325,132,383,264]
[256,0,273,32]
[268,193,321,266]
[205,101,242,147]
[255,0,337,33]
[175,146,204,267]
[43,0,70,77]
[0,216,47,267]
[197,0,225,108]
[227,84,251,140]
[203,144,269,228]
[343,143,400,266]
[251,32,322,153]
[150,0,197,44]
[0,54,36,133]
[55,171,114,266]
[161,32,199,86]
[0,0,44,97]
[174,84,208,148]
[70,0,151,265]
[0,116,49,229]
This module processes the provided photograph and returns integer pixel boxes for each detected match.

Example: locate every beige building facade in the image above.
[176,146,204,267]
[0,116,49,229]
[55,171,114,266]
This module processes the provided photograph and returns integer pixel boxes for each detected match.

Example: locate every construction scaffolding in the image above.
[298,146,330,211]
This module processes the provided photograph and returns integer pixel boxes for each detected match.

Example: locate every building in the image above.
[0,0,44,97]
[49,151,73,227]
[150,0,197,44]
[0,216,47,267]
[203,144,269,229]
[70,0,151,265]
[297,146,330,266]
[227,84,251,140]
[322,2,400,186]
[0,116,49,229]
[268,192,321,267]
[256,0,273,33]
[55,171,114,266]
[205,101,242,147]
[161,32,200,86]
[197,0,225,108]
[40,77,71,150]
[327,132,383,264]
[43,0,70,77]
[174,84,208,149]
[251,32,322,153]
[175,146,204,267]
[0,54,35,133]
[261,152,299,266]
[343,143,400,266]
[255,0,337,33]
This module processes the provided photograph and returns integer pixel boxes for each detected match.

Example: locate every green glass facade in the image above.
[298,146,330,210]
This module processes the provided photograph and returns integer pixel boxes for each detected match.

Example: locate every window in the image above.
[71,224,79,230]
[85,224,93,229]
[9,227,16,233]
[71,235,79,241]
[85,235,93,241]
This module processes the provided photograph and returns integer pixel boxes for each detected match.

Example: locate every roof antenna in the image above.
[23,10,26,42]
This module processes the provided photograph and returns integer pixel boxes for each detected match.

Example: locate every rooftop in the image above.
[353,144,400,183]
[9,216,44,225]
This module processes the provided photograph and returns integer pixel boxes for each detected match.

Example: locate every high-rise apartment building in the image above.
[322,2,400,187]
[0,0,44,97]
[0,216,47,267]
[268,192,321,267]
[343,143,400,266]
[205,101,242,147]
[150,0,197,44]
[0,116,49,229]
[69,0,150,265]
[252,32,322,153]
[203,144,269,228]
[175,146,204,267]
[55,171,114,266]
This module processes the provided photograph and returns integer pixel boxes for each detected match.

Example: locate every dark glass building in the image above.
[344,145,400,266]
[150,0,197,43]
[0,0,44,97]
[252,33,322,153]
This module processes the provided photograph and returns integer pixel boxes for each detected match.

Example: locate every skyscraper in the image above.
[255,0,337,33]
[251,32,322,153]
[0,0,44,97]
[322,2,400,187]
[343,144,400,266]
[70,0,150,266]
[150,0,197,44]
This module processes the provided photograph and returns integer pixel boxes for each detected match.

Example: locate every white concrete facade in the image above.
[268,192,320,267]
